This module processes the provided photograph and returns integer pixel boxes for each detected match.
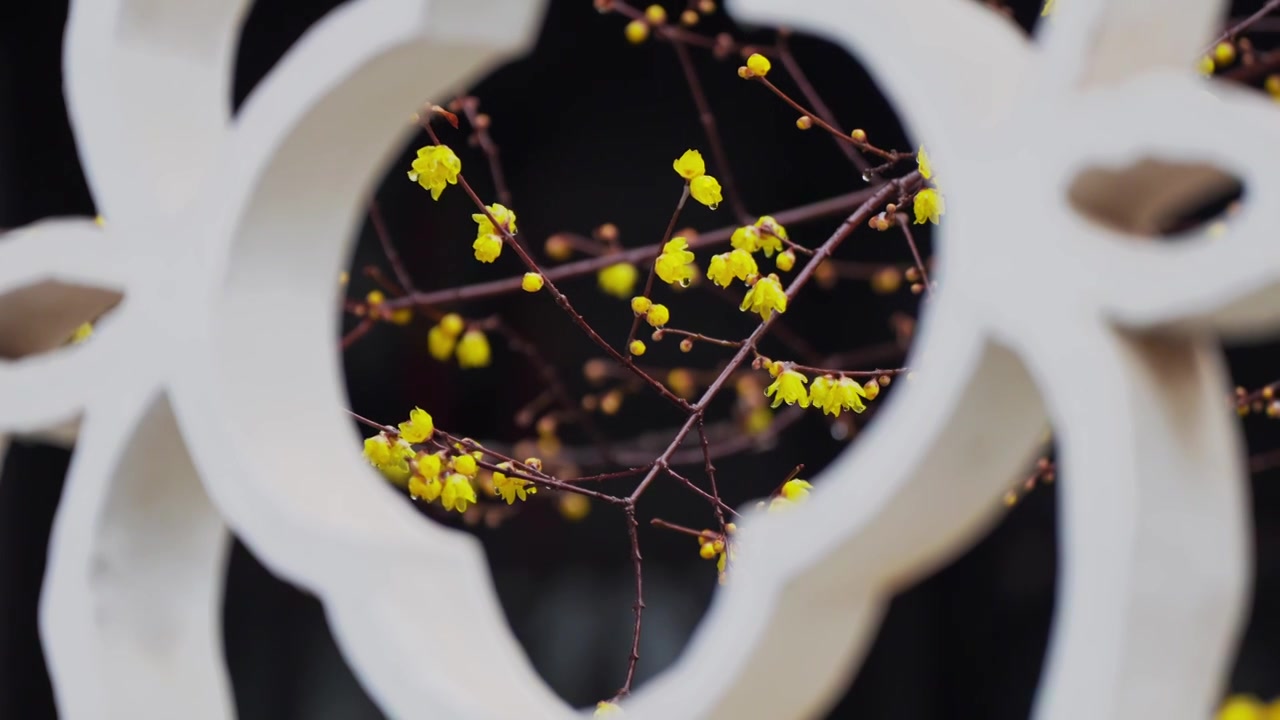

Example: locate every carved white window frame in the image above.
[0,0,1275,718]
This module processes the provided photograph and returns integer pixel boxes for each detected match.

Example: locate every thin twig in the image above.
[369,200,416,294]
[894,213,933,298]
[671,40,751,222]
[385,185,882,311]
[776,33,872,174]
[619,503,645,697]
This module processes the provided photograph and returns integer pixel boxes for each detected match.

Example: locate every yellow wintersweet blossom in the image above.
[473,234,502,263]
[473,203,517,237]
[362,434,414,486]
[456,329,491,368]
[765,368,809,408]
[440,473,477,513]
[407,145,461,200]
[730,225,761,253]
[740,274,787,320]
[629,339,647,356]
[599,262,639,298]
[810,376,868,416]
[655,237,696,286]
[1198,56,1215,76]
[493,463,537,504]
[707,248,758,288]
[690,174,723,209]
[917,145,933,180]
[630,295,652,314]
[913,188,945,225]
[398,407,434,443]
[753,216,787,257]
[409,473,442,502]
[672,149,706,180]
[746,52,771,77]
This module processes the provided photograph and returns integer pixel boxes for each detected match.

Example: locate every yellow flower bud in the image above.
[440,313,464,337]
[1214,42,1236,67]
[630,296,652,314]
[775,250,795,272]
[456,329,491,368]
[645,303,670,327]
[644,4,666,24]
[746,53,771,77]
[521,272,545,292]
[850,128,867,143]
[795,115,812,130]
[699,542,717,560]
[452,453,479,477]
[625,19,649,44]
[629,340,646,356]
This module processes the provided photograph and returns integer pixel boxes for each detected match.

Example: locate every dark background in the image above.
[2,0,1278,717]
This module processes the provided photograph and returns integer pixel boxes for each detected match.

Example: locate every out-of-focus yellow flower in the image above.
[781,478,813,501]
[644,4,666,23]
[765,369,809,408]
[625,19,649,44]
[362,434,415,486]
[599,262,639,298]
[456,329,491,368]
[69,322,93,344]
[744,406,772,435]
[1215,695,1267,720]
[428,324,456,361]
[1040,0,1055,16]
[595,700,624,717]
[559,492,591,521]
[407,145,461,200]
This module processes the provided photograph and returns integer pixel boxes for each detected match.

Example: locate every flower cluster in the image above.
[407,145,461,200]
[428,313,491,368]
[695,524,737,583]
[492,462,538,505]
[913,146,945,225]
[672,149,723,209]
[762,363,879,417]
[472,203,517,263]
[365,290,413,325]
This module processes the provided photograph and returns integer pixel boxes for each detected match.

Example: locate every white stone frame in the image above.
[0,0,1273,717]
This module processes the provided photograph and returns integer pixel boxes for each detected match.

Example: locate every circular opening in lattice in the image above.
[339,0,936,710]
